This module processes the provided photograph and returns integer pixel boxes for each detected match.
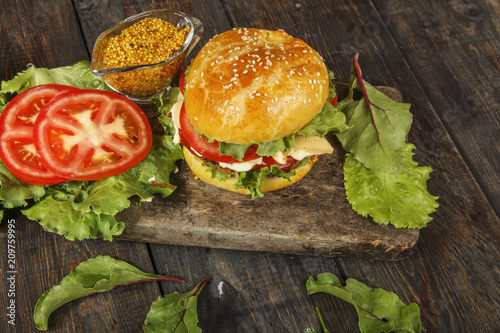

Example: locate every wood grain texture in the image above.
[372,0,500,217]
[148,244,359,332]
[0,213,166,332]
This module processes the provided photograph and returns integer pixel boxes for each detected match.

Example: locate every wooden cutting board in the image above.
[116,85,419,260]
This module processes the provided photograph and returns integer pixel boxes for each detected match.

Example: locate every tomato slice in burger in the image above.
[178,102,259,163]
[179,65,260,163]
[0,84,77,185]
[328,95,338,107]
[33,89,152,181]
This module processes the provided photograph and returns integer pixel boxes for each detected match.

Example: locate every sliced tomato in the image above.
[328,95,338,107]
[0,84,77,185]
[33,89,152,181]
[178,102,259,163]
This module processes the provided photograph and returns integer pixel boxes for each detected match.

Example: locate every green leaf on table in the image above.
[143,278,210,333]
[307,273,421,333]
[344,144,439,228]
[336,55,412,172]
[34,255,184,330]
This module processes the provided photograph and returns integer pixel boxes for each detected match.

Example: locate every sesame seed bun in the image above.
[182,146,318,195]
[184,28,329,144]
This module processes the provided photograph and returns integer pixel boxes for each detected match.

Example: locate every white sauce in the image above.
[219,157,263,172]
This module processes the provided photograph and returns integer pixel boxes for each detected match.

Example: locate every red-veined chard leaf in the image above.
[143,278,210,333]
[33,256,184,330]
[336,53,412,172]
[307,273,422,333]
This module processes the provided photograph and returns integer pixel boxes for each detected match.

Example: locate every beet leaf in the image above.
[307,273,421,333]
[143,278,210,333]
[33,256,184,330]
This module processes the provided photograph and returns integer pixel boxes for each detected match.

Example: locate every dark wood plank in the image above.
[371,0,500,217]
[149,245,359,332]
[0,1,162,331]
[0,213,168,332]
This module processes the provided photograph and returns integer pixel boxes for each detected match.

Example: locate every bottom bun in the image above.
[182,146,317,195]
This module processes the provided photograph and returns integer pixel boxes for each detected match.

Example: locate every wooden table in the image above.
[1,0,498,332]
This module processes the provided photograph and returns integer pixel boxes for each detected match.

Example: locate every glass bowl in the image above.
[91,9,203,103]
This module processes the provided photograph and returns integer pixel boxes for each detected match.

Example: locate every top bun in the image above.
[184,28,329,145]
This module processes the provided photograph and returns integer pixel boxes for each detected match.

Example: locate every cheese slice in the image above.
[289,135,333,161]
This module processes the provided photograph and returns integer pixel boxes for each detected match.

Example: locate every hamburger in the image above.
[169,28,347,198]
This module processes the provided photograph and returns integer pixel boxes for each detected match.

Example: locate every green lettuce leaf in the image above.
[336,57,412,172]
[33,255,184,330]
[143,278,209,333]
[22,193,125,241]
[0,162,46,209]
[307,273,422,333]
[0,61,111,111]
[154,87,180,135]
[344,144,439,228]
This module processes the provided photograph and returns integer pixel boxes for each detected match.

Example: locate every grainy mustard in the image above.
[102,17,190,97]
[104,17,189,68]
